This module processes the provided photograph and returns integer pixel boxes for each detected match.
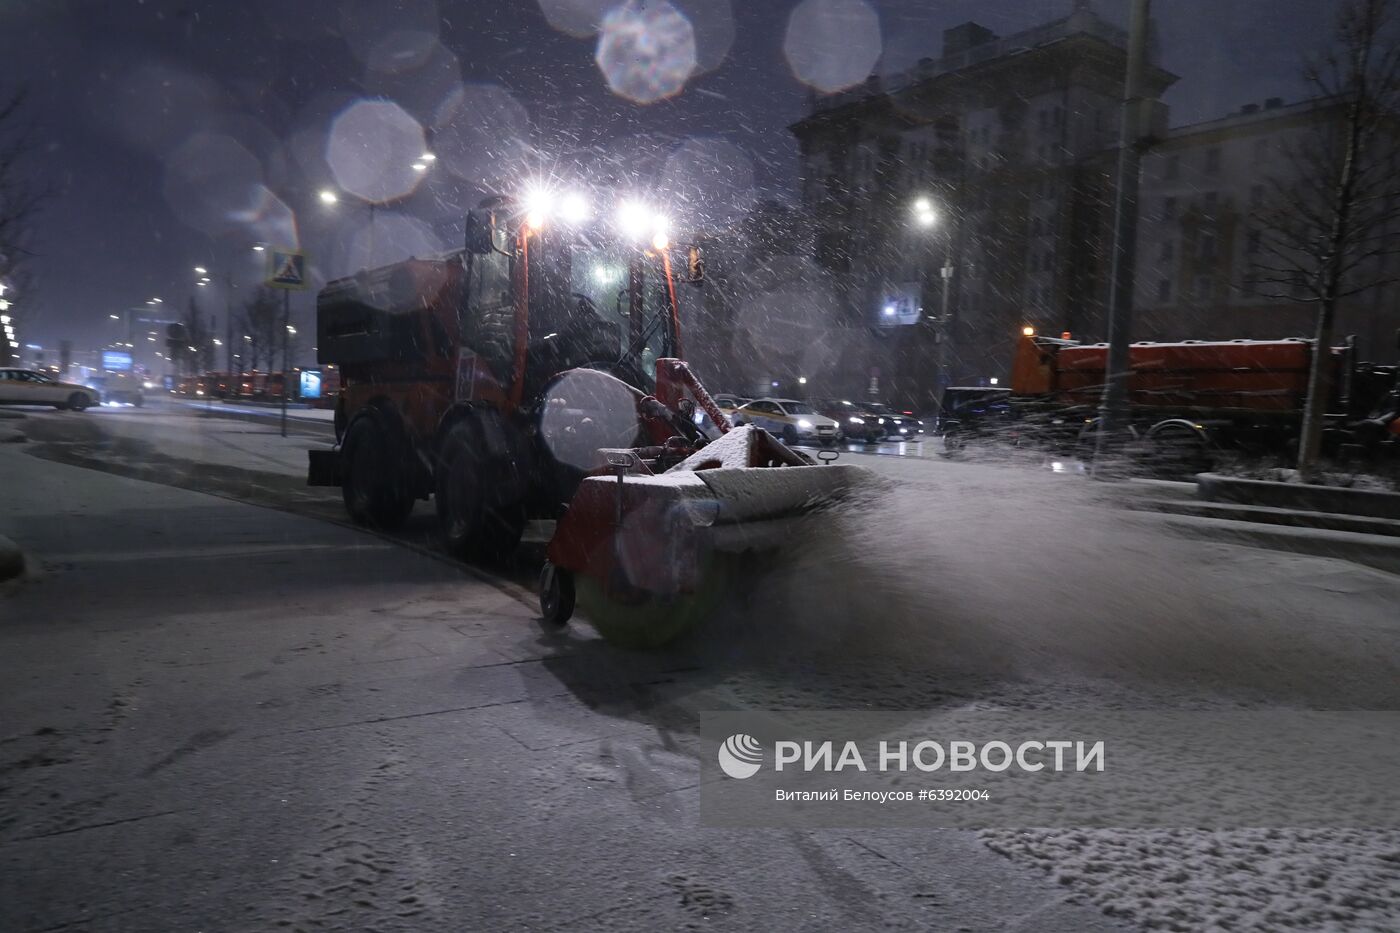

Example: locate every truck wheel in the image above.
[1146,424,1213,479]
[341,415,414,529]
[435,420,525,561]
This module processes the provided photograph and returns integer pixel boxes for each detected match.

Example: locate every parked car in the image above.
[813,398,886,443]
[936,386,1016,450]
[732,397,840,445]
[865,403,926,440]
[0,368,101,410]
[712,394,750,412]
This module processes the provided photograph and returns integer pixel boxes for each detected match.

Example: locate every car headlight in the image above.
[848,416,864,424]
[797,419,813,429]
[877,417,886,424]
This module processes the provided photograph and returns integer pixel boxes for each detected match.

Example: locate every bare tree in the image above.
[238,286,282,372]
[1252,0,1400,477]
[0,87,47,365]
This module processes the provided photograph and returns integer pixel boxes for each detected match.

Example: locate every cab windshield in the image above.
[560,243,675,391]
[784,402,816,415]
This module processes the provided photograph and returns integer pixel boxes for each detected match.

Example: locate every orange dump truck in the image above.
[941,332,1399,470]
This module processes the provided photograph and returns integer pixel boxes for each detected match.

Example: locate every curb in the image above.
[1132,511,1400,576]
[1125,497,1400,539]
[0,534,24,582]
[1197,472,1400,520]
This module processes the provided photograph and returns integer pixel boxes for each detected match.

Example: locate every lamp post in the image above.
[911,197,955,414]
[1094,0,1152,474]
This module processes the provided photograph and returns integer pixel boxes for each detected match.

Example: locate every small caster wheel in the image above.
[539,561,575,628]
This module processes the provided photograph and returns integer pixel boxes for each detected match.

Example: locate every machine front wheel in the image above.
[538,562,575,628]
[435,419,524,562]
[341,414,414,529]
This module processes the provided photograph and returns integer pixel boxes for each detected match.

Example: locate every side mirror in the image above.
[686,245,705,286]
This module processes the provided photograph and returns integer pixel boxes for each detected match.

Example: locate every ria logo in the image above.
[717,733,764,779]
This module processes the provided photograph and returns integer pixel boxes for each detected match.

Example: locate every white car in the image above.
[732,397,840,445]
[0,368,101,410]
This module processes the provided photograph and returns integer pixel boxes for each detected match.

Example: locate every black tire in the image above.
[67,393,90,412]
[341,414,414,529]
[133,395,144,408]
[434,418,525,561]
[539,561,575,628]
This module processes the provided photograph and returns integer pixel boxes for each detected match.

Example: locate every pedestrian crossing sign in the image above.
[267,248,307,290]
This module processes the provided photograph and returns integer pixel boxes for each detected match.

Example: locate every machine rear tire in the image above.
[341,414,414,529]
[435,419,525,562]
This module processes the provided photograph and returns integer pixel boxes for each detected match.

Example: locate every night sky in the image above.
[1,0,1334,353]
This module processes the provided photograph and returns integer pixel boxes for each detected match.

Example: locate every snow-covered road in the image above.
[3,404,1400,931]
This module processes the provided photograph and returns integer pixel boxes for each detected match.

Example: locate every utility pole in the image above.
[1094,0,1152,474]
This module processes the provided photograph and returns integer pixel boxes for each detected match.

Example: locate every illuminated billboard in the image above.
[102,350,133,372]
[299,369,322,399]
[878,283,922,327]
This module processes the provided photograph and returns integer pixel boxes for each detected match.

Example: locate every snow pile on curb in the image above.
[982,827,1400,932]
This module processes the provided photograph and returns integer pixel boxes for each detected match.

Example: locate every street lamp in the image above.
[912,197,937,228]
[318,189,339,205]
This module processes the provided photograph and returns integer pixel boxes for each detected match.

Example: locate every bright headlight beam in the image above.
[617,201,651,240]
[559,192,589,224]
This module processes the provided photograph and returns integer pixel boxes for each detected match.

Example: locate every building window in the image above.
[1157,279,1172,302]
[1195,276,1213,301]
[1161,197,1176,220]
[1199,232,1218,261]
[1203,191,1219,213]
[1160,239,1175,262]
[1246,228,1261,255]
[1165,155,1179,180]
[1242,274,1258,298]
[1205,147,1221,174]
